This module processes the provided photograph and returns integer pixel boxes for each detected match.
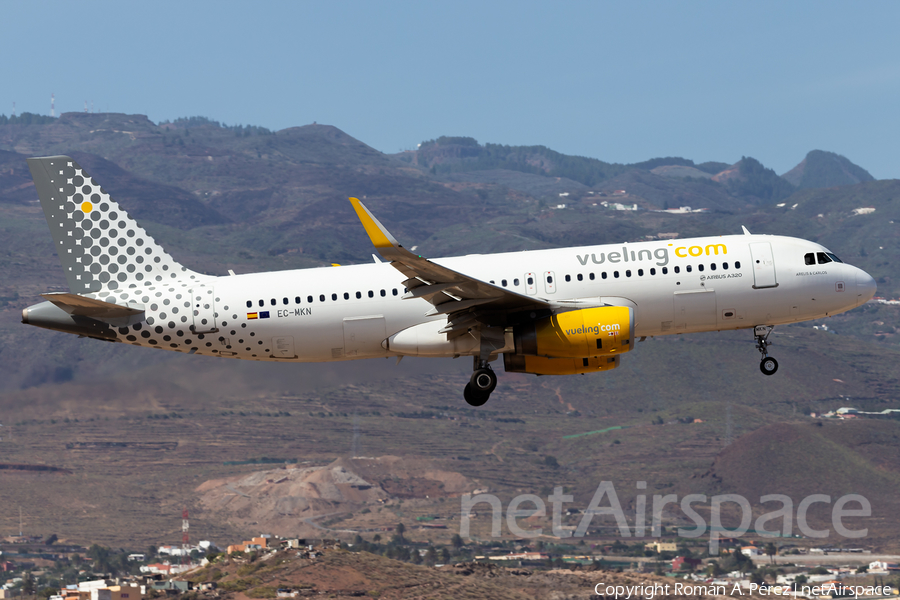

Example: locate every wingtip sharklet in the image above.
[349,197,400,250]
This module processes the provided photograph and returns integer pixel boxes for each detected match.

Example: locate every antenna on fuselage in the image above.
[741,226,752,235]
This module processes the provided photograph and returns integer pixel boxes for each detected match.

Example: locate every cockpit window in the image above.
[826,252,843,263]
[804,253,815,265]
[816,252,832,264]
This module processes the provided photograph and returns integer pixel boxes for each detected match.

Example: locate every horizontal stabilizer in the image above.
[41,292,144,322]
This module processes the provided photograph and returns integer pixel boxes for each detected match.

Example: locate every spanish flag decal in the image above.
[247,312,258,320]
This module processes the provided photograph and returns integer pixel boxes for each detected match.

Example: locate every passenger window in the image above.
[735,261,741,268]
[246,300,252,308]
[343,292,349,300]
[527,276,534,285]
[259,299,264,307]
[565,274,571,282]
[490,280,495,284]
[674,266,680,274]
[614,271,620,278]
[332,293,338,301]
[283,297,289,304]
[626,270,632,277]
[295,296,301,304]
[662,267,668,275]
[514,278,520,286]
[686,265,692,273]
[308,295,313,303]
[271,298,276,306]
[805,253,815,265]
[723,262,728,270]
[817,252,832,264]
[589,273,595,280]
[602,272,608,279]
[380,289,386,297]
[698,264,704,272]
[319,294,325,302]
[547,275,553,283]
[577,274,583,281]
[710,263,716,271]
[392,289,398,296]
[650,268,656,275]
[502,279,508,287]
[368,291,374,298]
[638,269,643,276]
[356,291,362,299]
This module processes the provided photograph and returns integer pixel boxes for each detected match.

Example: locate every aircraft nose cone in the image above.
[857,270,877,306]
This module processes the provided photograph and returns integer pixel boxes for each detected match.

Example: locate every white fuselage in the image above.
[114,233,873,363]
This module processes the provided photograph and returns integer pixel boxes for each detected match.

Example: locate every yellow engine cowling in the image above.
[504,353,620,375]
[513,306,634,359]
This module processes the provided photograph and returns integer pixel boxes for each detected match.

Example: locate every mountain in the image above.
[782,150,875,189]
[1,113,899,548]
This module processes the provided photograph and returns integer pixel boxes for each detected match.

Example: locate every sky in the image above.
[3,1,900,178]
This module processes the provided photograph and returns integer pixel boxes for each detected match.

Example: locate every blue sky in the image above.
[3,1,899,178]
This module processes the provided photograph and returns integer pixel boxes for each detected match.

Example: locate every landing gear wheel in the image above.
[464,383,490,407]
[471,368,498,395]
[760,357,778,376]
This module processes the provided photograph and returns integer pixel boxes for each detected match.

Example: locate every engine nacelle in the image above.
[513,306,634,358]
[504,353,620,375]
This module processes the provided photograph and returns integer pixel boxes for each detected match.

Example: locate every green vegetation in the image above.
[725,156,796,202]
[0,112,57,125]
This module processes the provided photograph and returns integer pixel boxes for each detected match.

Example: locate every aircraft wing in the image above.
[349,198,552,335]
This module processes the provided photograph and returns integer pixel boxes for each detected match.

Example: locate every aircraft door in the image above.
[749,242,778,289]
[190,286,218,334]
[525,272,537,295]
[543,271,557,294]
[343,315,387,357]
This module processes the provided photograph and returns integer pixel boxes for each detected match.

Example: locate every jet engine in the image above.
[513,305,634,358]
[503,306,633,376]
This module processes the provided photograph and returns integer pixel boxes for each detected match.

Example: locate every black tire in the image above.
[464,383,490,407]
[470,368,498,394]
[760,357,778,376]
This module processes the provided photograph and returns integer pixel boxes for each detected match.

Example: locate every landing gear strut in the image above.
[754,325,778,376]
[464,359,497,406]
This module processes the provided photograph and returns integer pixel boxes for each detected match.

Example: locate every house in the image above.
[644,542,678,553]
[672,556,701,571]
[869,561,900,572]
[741,546,760,557]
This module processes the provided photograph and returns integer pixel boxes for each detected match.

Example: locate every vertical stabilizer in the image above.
[27,155,202,294]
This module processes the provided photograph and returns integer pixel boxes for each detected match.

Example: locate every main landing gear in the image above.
[754,325,778,376]
[464,359,498,407]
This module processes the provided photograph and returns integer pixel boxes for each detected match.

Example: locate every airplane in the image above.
[22,156,877,406]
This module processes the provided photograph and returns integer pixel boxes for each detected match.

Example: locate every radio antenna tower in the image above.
[12,102,15,118]
[84,101,88,113]
[50,93,55,117]
[182,508,190,565]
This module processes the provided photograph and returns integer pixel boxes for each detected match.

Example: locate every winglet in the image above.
[349,198,400,250]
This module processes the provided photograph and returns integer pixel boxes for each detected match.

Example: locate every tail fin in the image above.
[27,155,202,294]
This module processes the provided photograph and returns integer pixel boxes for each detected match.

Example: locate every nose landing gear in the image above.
[464,359,498,406]
[754,325,778,376]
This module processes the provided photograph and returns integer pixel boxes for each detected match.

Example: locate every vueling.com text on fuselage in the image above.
[575,243,728,267]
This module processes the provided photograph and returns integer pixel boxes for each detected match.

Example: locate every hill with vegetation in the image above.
[782,150,875,189]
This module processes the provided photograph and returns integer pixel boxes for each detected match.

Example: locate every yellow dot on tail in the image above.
[81,201,92,213]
